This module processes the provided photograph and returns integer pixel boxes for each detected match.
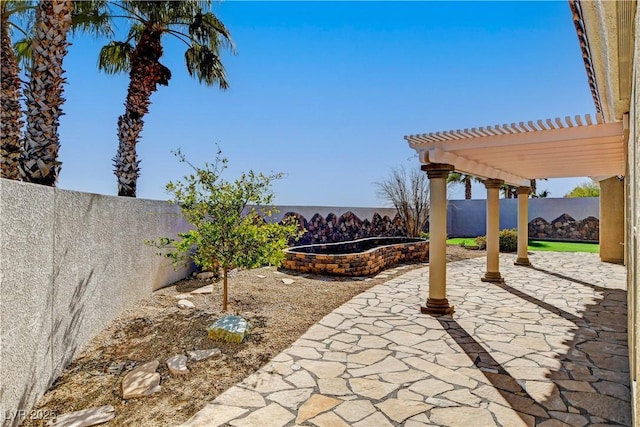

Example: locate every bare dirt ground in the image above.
[25,246,483,427]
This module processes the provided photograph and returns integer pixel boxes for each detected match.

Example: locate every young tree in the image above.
[98,0,234,197]
[149,149,301,311]
[564,181,600,198]
[375,165,430,237]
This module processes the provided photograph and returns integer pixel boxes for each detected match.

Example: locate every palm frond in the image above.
[189,11,234,51]
[71,6,113,38]
[1,1,35,19]
[185,44,228,88]
[165,1,211,22]
[126,22,146,44]
[2,1,35,40]
[98,41,133,74]
[13,37,33,70]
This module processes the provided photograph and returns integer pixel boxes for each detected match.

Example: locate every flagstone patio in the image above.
[182,252,630,426]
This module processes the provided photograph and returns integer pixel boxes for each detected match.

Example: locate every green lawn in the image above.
[446,238,599,253]
[526,240,599,253]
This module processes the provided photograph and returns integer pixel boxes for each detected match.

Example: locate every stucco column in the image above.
[515,186,532,266]
[482,179,505,283]
[421,163,454,315]
[599,177,624,264]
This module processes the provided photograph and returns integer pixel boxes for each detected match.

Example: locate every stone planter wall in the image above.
[282,237,429,276]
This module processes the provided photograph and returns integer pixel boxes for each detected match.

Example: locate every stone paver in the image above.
[191,284,214,294]
[52,405,115,427]
[182,252,630,426]
[177,299,195,309]
[166,355,189,375]
[121,361,161,399]
[187,348,221,361]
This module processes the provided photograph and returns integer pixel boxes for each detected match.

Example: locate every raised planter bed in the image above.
[281,237,429,277]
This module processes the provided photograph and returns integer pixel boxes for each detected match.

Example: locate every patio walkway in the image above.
[182,252,630,426]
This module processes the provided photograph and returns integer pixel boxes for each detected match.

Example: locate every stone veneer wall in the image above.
[282,237,429,276]
[283,211,407,245]
[528,214,599,242]
[274,199,601,245]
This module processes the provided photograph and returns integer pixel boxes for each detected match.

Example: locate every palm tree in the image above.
[500,184,517,199]
[0,1,32,180]
[19,1,110,186]
[447,172,480,199]
[99,0,233,197]
[19,0,73,186]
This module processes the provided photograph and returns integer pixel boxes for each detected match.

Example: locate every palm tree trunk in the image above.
[1,10,24,180]
[464,176,472,199]
[114,26,170,197]
[21,0,73,187]
[21,0,71,186]
[530,179,536,196]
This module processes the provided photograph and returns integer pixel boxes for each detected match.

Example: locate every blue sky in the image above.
[55,1,595,206]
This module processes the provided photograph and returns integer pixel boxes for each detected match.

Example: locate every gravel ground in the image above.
[25,245,483,426]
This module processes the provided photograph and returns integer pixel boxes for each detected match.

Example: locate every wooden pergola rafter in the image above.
[405,113,625,186]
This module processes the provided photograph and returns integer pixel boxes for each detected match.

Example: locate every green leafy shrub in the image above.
[474,229,518,252]
[499,228,518,252]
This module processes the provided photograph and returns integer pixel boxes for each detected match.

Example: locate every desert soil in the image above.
[24,245,483,427]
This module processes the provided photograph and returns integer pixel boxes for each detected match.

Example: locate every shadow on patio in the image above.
[183,251,630,426]
[439,252,630,426]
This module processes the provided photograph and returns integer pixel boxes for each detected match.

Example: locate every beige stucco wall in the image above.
[628,3,640,422]
[0,179,193,426]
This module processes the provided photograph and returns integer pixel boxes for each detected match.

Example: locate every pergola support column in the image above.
[420,163,454,315]
[515,186,532,266]
[482,179,505,283]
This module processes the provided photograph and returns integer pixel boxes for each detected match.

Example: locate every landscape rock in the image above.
[528,214,598,242]
[167,355,189,375]
[282,279,295,285]
[188,348,221,361]
[174,293,192,300]
[191,284,214,294]
[208,315,250,343]
[196,272,215,280]
[122,361,161,399]
[283,211,407,245]
[50,405,115,427]
[177,299,195,309]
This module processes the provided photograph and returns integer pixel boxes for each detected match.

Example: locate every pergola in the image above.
[404,113,626,315]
